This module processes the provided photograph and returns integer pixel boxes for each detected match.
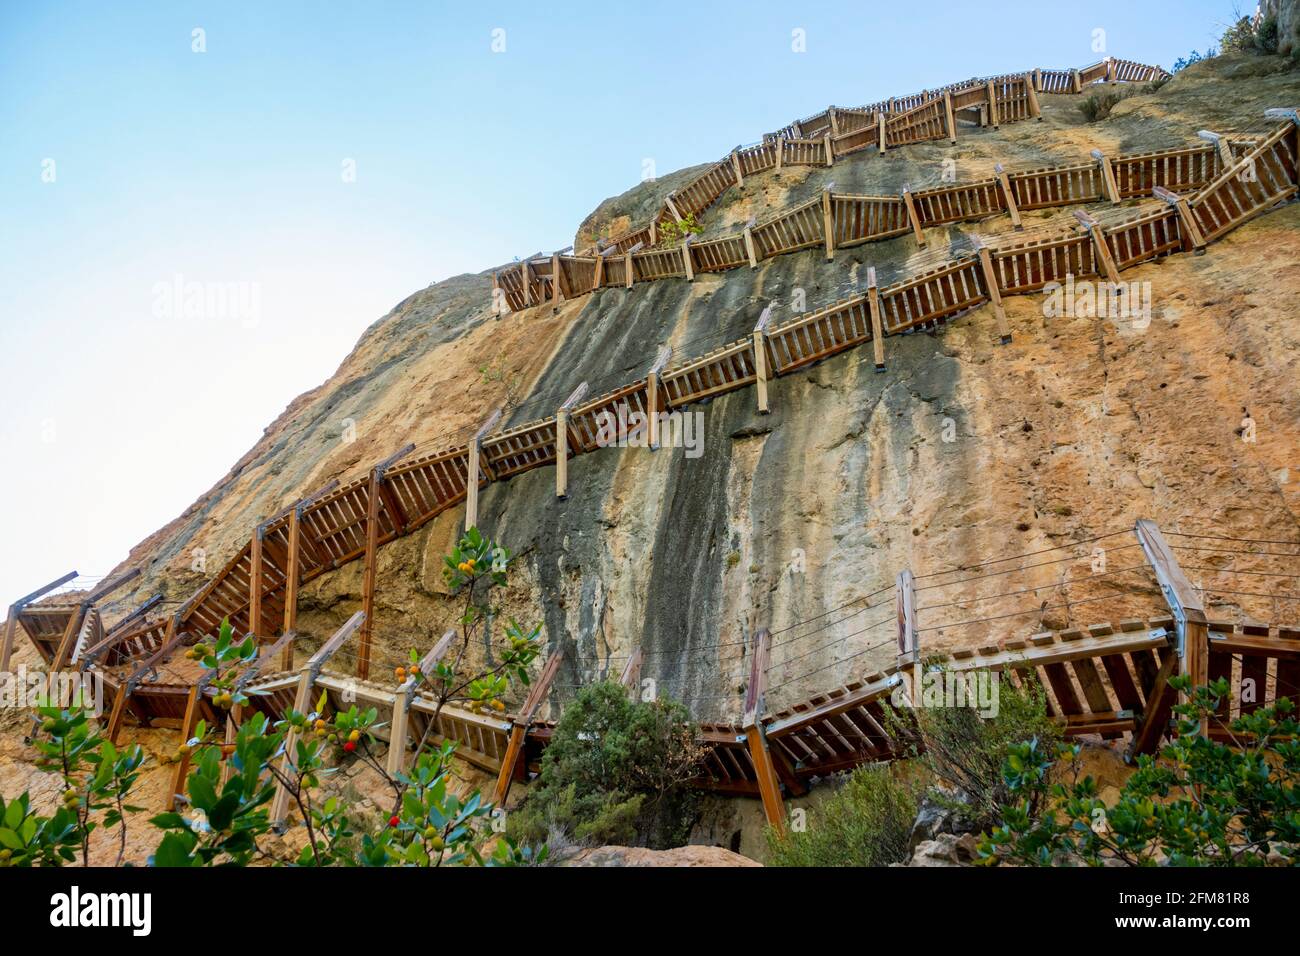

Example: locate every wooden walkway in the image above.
[4,84,1297,823]
[558,57,1165,271]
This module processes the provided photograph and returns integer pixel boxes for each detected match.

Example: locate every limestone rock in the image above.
[554,845,762,867]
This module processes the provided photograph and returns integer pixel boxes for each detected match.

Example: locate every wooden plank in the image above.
[492,649,564,806]
[1135,519,1208,731]
[248,528,264,642]
[942,90,957,143]
[1128,648,1179,759]
[746,724,786,832]
[166,684,202,811]
[995,164,1022,230]
[1092,149,1121,203]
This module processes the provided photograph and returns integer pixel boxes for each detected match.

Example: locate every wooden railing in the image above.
[493,132,1233,314]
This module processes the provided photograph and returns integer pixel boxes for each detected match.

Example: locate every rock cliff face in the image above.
[5,54,1300,863]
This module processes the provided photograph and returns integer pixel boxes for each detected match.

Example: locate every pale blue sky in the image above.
[0,1,1242,599]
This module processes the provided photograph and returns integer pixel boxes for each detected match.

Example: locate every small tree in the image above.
[978,678,1300,866]
[507,681,706,849]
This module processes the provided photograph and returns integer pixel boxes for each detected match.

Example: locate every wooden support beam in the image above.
[357,472,382,681]
[664,194,684,224]
[104,682,131,742]
[647,346,670,450]
[1025,73,1042,120]
[556,384,588,499]
[822,132,834,167]
[1154,186,1207,254]
[742,628,783,831]
[550,253,562,312]
[986,80,999,128]
[493,649,563,807]
[1091,149,1121,204]
[942,90,957,143]
[519,261,531,307]
[742,218,758,269]
[625,249,635,288]
[166,684,203,811]
[592,251,605,290]
[248,528,264,642]
[491,272,502,316]
[86,568,141,605]
[1135,519,1208,733]
[730,149,744,188]
[821,185,835,261]
[901,186,925,247]
[1032,68,1042,92]
[1197,130,1236,174]
[896,569,920,703]
[1071,68,1082,93]
[1127,648,1179,760]
[681,235,695,282]
[50,604,88,675]
[1,570,78,672]
[619,647,643,700]
[995,164,1022,230]
[1075,212,1121,286]
[876,113,886,155]
[774,136,784,171]
[754,304,769,413]
[976,243,1011,344]
[866,266,885,372]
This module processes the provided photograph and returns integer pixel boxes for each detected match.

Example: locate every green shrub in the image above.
[887,667,1059,831]
[979,679,1300,866]
[506,681,705,849]
[1078,89,1127,123]
[656,213,702,249]
[1222,15,1278,55]
[766,763,920,866]
[1172,48,1217,72]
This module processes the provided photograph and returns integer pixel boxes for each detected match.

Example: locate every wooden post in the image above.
[730,149,744,188]
[104,682,131,743]
[877,112,887,155]
[625,250,635,288]
[976,243,1011,344]
[664,194,684,224]
[901,186,926,247]
[1154,186,1207,254]
[50,604,88,675]
[555,383,588,499]
[248,528,264,643]
[942,90,957,144]
[1024,73,1042,120]
[986,80,999,128]
[681,235,695,282]
[493,649,564,807]
[387,629,455,775]
[519,261,531,307]
[896,570,919,704]
[555,408,570,499]
[995,164,1022,230]
[358,469,382,680]
[866,266,885,372]
[550,253,562,313]
[822,132,834,167]
[1032,68,1042,92]
[752,306,771,415]
[647,346,670,450]
[775,136,784,171]
[1198,130,1236,174]
[619,648,643,700]
[592,249,605,290]
[821,186,835,261]
[270,612,364,829]
[1075,211,1121,286]
[465,410,500,532]
[743,628,784,832]
[1135,519,1208,734]
[1091,149,1121,204]
[742,218,758,269]
[2,570,79,673]
[166,684,203,811]
[1071,69,1082,94]
[281,507,302,671]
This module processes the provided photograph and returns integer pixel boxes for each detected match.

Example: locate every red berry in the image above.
[389,815,400,828]
[343,741,356,753]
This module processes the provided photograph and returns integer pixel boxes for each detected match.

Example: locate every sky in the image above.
[0,0,1245,601]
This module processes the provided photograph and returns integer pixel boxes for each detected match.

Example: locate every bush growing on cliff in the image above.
[886,667,1059,832]
[978,680,1300,866]
[506,681,706,849]
[766,763,920,867]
